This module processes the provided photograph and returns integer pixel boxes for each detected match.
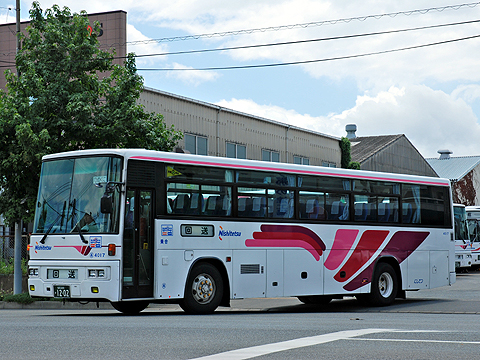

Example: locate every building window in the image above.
[185,134,208,155]
[294,156,309,165]
[262,149,280,162]
[226,142,246,159]
[322,161,336,168]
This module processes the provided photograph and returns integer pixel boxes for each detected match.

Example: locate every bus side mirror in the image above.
[101,194,113,214]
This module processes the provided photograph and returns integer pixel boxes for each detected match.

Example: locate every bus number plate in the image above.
[54,285,70,298]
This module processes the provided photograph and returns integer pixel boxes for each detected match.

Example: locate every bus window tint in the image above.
[267,189,294,218]
[237,188,266,218]
[299,191,327,220]
[402,183,449,225]
[202,186,232,217]
[167,183,199,215]
[326,194,349,221]
[299,176,350,192]
[237,170,295,187]
[354,195,376,222]
[166,164,233,183]
[378,198,399,222]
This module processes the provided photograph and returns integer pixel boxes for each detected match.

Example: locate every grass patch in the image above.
[0,258,28,275]
[2,292,35,304]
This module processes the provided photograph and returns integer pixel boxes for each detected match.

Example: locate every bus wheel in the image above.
[367,262,398,306]
[111,300,149,314]
[180,263,223,314]
[297,295,332,305]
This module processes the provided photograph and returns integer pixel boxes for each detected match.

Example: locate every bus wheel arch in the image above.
[180,259,229,314]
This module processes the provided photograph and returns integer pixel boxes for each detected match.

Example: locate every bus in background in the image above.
[453,204,473,271]
[28,149,456,314]
[466,206,480,268]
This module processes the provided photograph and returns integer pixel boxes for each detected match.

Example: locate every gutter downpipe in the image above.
[216,107,221,157]
[286,125,290,163]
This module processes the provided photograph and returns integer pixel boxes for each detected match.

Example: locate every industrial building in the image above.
[139,87,341,166]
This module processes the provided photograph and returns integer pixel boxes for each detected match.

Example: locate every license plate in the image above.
[54,285,70,298]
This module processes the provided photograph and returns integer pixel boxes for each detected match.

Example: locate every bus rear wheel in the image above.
[111,300,149,314]
[361,262,398,306]
[180,262,223,314]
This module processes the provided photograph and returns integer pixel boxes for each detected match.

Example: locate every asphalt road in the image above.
[1,271,480,359]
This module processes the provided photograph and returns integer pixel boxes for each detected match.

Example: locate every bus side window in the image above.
[173,194,190,214]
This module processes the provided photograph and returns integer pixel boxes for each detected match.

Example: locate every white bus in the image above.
[466,206,480,267]
[453,204,473,270]
[28,149,456,314]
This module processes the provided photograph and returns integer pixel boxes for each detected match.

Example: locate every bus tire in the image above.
[111,300,149,314]
[180,262,223,314]
[366,262,398,306]
[297,295,332,305]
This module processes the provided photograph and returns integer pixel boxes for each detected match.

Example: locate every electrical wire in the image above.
[127,19,480,60]
[136,33,480,71]
[127,1,480,45]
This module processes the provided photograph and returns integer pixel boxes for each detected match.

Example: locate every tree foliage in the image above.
[340,137,361,170]
[0,3,182,224]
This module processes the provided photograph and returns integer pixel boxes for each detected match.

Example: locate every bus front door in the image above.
[122,188,154,299]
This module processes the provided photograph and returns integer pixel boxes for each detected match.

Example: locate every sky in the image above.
[2,1,480,159]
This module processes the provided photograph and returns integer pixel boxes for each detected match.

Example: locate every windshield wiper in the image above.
[40,201,66,244]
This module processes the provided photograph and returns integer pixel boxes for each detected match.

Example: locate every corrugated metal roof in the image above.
[350,135,404,163]
[426,155,480,181]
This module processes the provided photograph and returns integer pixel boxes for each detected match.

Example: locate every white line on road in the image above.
[190,328,391,360]
[351,338,480,345]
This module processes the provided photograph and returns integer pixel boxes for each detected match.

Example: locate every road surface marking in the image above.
[190,328,390,360]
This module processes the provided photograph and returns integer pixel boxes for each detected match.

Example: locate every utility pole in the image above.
[13,0,22,295]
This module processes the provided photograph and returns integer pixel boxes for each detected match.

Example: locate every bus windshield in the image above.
[33,156,123,234]
[453,205,469,241]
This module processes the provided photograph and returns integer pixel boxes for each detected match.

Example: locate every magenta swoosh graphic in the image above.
[343,231,430,291]
[324,229,359,270]
[246,224,326,261]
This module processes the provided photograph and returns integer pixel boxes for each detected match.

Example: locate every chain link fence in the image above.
[0,223,29,266]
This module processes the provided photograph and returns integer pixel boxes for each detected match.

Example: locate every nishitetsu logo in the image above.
[218,226,241,240]
[33,242,52,253]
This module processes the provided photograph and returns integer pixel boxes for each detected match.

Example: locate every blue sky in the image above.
[3,0,480,158]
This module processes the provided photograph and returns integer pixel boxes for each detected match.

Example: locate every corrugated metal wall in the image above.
[139,88,341,167]
[359,137,438,176]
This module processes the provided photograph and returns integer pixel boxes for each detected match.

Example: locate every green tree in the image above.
[0,2,182,224]
[340,137,360,170]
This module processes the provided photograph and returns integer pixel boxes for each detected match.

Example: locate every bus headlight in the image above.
[28,268,39,277]
[88,269,107,279]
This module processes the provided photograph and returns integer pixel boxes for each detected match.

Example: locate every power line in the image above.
[1,21,478,70]
[136,34,480,71]
[127,1,480,45]
[127,19,480,60]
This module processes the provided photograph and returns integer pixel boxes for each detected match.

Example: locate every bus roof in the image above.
[42,148,451,187]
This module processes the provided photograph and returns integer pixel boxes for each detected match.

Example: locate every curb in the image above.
[0,300,114,310]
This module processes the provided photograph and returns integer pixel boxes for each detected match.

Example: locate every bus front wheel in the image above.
[180,262,223,314]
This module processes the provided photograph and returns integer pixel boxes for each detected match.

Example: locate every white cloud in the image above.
[127,24,169,67]
[166,63,220,86]
[217,85,480,158]
[451,84,480,103]
[18,1,480,89]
